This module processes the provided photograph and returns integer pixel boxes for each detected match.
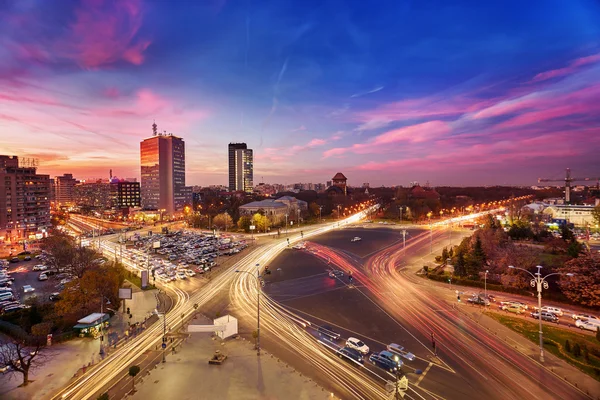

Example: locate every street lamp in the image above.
[297,208,301,228]
[508,265,574,363]
[235,264,262,356]
[427,212,433,254]
[319,206,323,223]
[398,206,403,225]
[99,296,110,355]
[284,214,289,236]
[484,270,488,306]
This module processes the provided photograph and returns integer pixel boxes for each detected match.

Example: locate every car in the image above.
[32,265,48,271]
[336,347,364,364]
[530,311,559,323]
[328,270,344,279]
[18,251,32,256]
[538,306,563,316]
[38,273,48,281]
[176,271,187,280]
[501,304,524,314]
[185,269,196,277]
[346,337,370,355]
[49,293,61,301]
[575,319,599,332]
[9,257,19,263]
[23,256,31,261]
[0,364,11,373]
[317,325,341,341]
[350,237,362,242]
[572,313,599,321]
[22,285,35,293]
[378,350,403,368]
[501,301,528,310]
[467,296,490,306]
[369,353,398,373]
[386,343,415,361]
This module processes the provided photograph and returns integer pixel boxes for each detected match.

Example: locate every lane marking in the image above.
[415,362,433,387]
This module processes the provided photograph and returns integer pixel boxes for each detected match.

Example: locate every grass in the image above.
[124,272,156,291]
[488,313,600,380]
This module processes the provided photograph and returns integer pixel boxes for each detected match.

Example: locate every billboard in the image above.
[118,287,133,300]
[141,270,149,289]
[153,241,161,249]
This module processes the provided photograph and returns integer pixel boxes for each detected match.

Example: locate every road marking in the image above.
[415,362,433,387]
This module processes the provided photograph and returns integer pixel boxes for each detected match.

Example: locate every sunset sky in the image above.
[1,0,600,187]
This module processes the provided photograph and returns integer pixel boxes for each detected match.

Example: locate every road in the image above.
[262,224,591,399]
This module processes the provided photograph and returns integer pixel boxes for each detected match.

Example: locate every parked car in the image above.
[176,271,187,280]
[317,325,341,341]
[23,256,31,261]
[9,258,19,263]
[33,265,48,271]
[49,293,61,301]
[501,301,528,310]
[336,347,364,364]
[538,306,564,317]
[184,269,196,277]
[575,319,599,332]
[350,237,362,242]
[38,273,48,281]
[22,285,35,293]
[467,296,490,306]
[369,353,398,373]
[572,313,599,321]
[530,311,559,323]
[378,350,403,368]
[346,337,370,355]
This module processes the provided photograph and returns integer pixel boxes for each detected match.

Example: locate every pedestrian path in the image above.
[129,316,336,400]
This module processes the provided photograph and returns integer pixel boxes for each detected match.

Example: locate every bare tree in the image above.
[0,334,47,387]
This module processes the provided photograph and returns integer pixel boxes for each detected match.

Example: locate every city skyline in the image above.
[1,0,600,186]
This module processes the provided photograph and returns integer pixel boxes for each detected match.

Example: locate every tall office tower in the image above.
[140,122,189,214]
[234,148,253,193]
[0,155,51,241]
[228,143,247,191]
[55,173,78,207]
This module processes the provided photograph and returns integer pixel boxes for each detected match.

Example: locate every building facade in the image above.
[55,173,78,207]
[234,148,253,193]
[0,156,51,242]
[140,123,190,214]
[110,179,141,209]
[542,204,597,227]
[74,182,112,210]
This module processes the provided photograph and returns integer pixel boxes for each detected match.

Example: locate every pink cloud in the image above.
[60,0,151,68]
[531,53,600,83]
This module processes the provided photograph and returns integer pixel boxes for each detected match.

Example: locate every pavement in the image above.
[128,315,335,400]
[0,283,163,400]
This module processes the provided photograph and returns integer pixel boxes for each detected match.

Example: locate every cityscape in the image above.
[1,1,600,400]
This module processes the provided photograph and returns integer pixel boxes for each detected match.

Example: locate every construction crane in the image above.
[538,168,600,204]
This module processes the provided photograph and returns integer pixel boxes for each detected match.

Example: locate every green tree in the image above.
[584,346,590,363]
[441,248,449,263]
[454,248,467,277]
[567,241,583,258]
[129,365,141,391]
[591,205,600,227]
[466,237,486,277]
[252,213,271,232]
[565,339,571,353]
[558,253,600,307]
[560,224,575,242]
[573,343,581,357]
[237,215,252,232]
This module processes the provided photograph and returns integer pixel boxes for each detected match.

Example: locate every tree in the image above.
[237,215,252,232]
[592,205,600,227]
[567,241,583,258]
[573,343,581,357]
[40,232,76,274]
[128,365,141,392]
[97,393,110,400]
[558,253,600,307]
[466,237,486,277]
[309,202,320,219]
[0,335,46,387]
[560,224,575,242]
[252,213,270,233]
[441,248,449,263]
[454,248,467,277]
[565,339,571,353]
[71,246,102,279]
[213,213,233,231]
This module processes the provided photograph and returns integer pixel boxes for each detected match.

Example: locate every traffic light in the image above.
[287,238,290,245]
[348,275,353,283]
[457,294,461,302]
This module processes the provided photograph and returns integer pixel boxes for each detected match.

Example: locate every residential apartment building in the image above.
[0,155,51,241]
[228,143,247,191]
[73,181,112,210]
[140,123,191,214]
[234,148,253,193]
[55,173,78,207]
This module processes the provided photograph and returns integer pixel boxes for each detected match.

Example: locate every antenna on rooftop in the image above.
[152,120,158,136]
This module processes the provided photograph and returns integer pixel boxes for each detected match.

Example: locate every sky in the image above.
[1,0,600,187]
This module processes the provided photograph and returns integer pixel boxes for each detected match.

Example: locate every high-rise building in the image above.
[234,148,253,193]
[228,143,247,191]
[74,181,112,210]
[55,173,78,207]
[140,122,190,214]
[0,155,51,241]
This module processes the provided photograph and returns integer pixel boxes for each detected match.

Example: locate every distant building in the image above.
[55,173,78,207]
[408,185,440,200]
[140,122,190,214]
[228,143,248,191]
[542,204,596,227]
[0,155,51,241]
[110,179,141,209]
[326,180,332,188]
[239,196,307,225]
[74,181,112,210]
[327,172,348,196]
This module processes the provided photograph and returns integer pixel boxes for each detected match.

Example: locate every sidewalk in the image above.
[459,305,600,399]
[128,316,336,400]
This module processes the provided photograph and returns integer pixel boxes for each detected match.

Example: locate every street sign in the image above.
[250,225,255,231]
[162,343,167,349]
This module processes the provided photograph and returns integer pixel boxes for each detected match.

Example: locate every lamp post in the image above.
[427,212,433,254]
[398,206,402,225]
[235,264,262,356]
[318,206,323,223]
[285,214,289,236]
[401,230,407,254]
[508,265,574,362]
[297,208,301,228]
[99,296,110,355]
[484,270,488,306]
[154,289,168,363]
[336,205,341,219]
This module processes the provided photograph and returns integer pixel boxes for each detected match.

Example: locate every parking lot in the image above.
[0,254,65,314]
[118,230,249,285]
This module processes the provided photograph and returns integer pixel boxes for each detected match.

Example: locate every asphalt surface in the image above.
[264,226,592,400]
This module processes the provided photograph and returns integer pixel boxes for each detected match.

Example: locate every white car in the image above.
[575,319,599,332]
[350,237,362,242]
[346,337,369,355]
[185,270,196,277]
[38,273,48,281]
[572,313,599,321]
[539,306,563,316]
[32,265,47,271]
[22,285,35,293]
[176,271,187,280]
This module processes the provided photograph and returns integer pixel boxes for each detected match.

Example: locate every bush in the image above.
[565,340,571,353]
[596,328,600,343]
[584,346,590,363]
[573,343,581,357]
